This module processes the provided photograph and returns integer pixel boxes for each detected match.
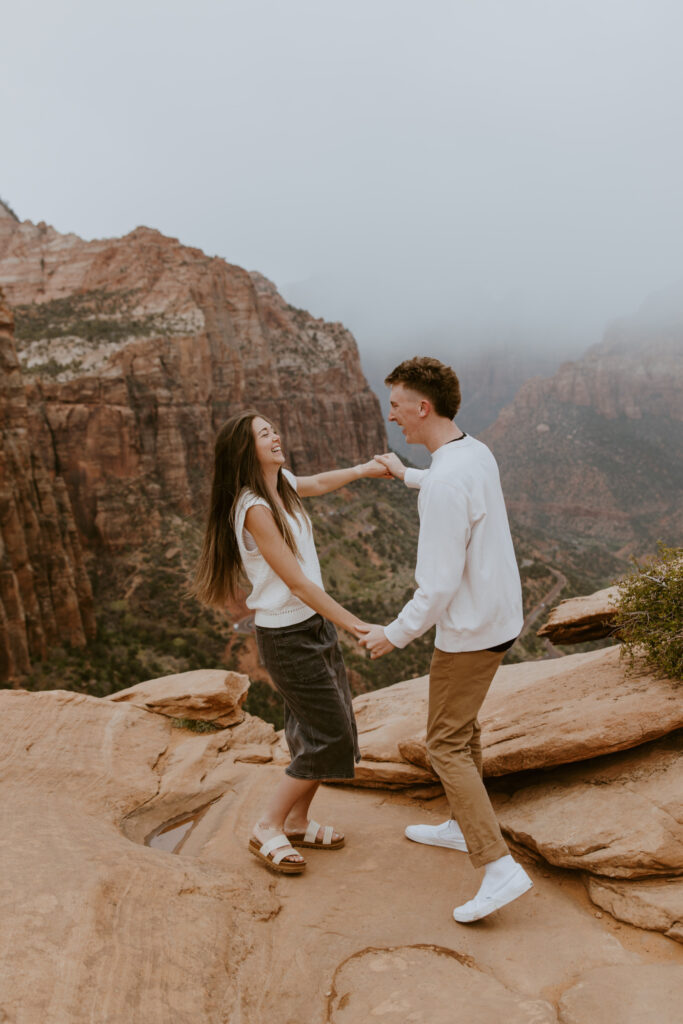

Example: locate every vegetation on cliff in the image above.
[13,288,185,345]
[615,545,683,680]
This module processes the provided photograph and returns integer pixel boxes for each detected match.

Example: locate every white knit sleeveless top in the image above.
[234,469,325,627]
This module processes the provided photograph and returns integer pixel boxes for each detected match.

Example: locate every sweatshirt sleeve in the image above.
[384,479,472,649]
[403,468,427,489]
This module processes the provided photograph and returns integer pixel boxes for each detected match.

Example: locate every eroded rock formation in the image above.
[0,206,386,550]
[107,667,252,727]
[586,876,683,944]
[493,732,683,879]
[0,288,94,682]
[537,585,619,644]
[0,688,279,1022]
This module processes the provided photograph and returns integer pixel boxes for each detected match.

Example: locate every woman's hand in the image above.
[359,458,393,479]
[373,452,406,481]
[358,623,396,659]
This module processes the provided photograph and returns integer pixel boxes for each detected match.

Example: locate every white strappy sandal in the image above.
[286,818,345,850]
[248,833,306,874]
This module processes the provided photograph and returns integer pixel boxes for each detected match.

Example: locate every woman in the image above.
[193,410,385,874]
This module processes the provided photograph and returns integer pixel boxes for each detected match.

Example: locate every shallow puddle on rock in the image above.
[145,802,214,854]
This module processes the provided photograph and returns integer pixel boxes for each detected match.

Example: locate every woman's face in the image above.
[251,416,285,470]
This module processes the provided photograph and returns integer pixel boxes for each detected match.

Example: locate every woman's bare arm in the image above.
[244,505,368,636]
[295,459,391,498]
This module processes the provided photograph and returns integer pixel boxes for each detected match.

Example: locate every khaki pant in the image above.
[427,647,509,868]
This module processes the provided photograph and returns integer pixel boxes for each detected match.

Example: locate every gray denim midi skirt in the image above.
[255,613,361,780]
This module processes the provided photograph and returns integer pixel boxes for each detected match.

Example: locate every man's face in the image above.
[388,383,427,445]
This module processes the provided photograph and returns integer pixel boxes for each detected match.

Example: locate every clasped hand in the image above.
[353,622,395,659]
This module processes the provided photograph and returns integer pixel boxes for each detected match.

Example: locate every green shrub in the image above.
[171,718,222,733]
[615,544,682,679]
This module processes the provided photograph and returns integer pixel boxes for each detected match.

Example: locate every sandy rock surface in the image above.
[328,946,558,1023]
[494,732,683,878]
[326,648,683,785]
[0,689,277,1024]
[557,964,683,1023]
[107,667,250,726]
[537,586,619,644]
[586,876,683,943]
[3,686,682,1023]
[202,775,682,1022]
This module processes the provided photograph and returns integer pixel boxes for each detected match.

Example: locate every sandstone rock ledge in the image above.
[305,646,683,787]
[2,684,683,1023]
[537,585,619,644]
[0,688,279,1023]
[493,732,683,880]
[107,668,251,727]
[585,876,683,944]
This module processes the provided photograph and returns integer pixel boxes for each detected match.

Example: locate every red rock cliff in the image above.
[0,209,386,548]
[482,288,683,551]
[0,287,95,682]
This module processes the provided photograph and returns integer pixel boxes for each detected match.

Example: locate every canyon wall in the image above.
[0,287,95,682]
[0,207,386,549]
[483,288,683,552]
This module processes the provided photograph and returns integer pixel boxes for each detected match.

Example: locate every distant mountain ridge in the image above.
[483,285,683,553]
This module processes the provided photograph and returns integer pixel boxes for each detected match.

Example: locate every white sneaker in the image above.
[404,818,468,852]
[452,863,533,923]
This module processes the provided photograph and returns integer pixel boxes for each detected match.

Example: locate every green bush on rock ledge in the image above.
[171,718,222,733]
[615,544,683,680]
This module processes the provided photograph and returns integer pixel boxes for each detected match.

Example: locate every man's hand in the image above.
[373,452,406,481]
[357,623,395,659]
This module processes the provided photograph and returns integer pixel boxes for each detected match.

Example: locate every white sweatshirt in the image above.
[383,435,523,653]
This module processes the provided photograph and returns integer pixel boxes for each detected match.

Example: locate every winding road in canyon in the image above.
[521,567,568,658]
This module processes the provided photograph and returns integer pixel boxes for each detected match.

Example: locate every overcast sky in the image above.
[3,0,683,362]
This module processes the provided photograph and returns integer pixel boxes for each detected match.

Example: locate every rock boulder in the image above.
[494,732,683,878]
[332,647,683,786]
[585,875,683,944]
[107,668,250,727]
[537,586,619,644]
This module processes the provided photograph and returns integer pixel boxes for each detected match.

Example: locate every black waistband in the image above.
[487,636,516,653]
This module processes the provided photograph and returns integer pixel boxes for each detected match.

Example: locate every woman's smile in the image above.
[252,416,286,466]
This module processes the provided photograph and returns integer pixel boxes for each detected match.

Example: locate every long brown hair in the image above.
[192,410,306,607]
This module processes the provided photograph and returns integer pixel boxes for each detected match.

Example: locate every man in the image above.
[360,356,532,923]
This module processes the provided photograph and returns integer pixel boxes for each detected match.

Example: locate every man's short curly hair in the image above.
[384,356,461,420]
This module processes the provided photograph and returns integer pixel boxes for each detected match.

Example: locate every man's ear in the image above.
[418,399,431,418]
